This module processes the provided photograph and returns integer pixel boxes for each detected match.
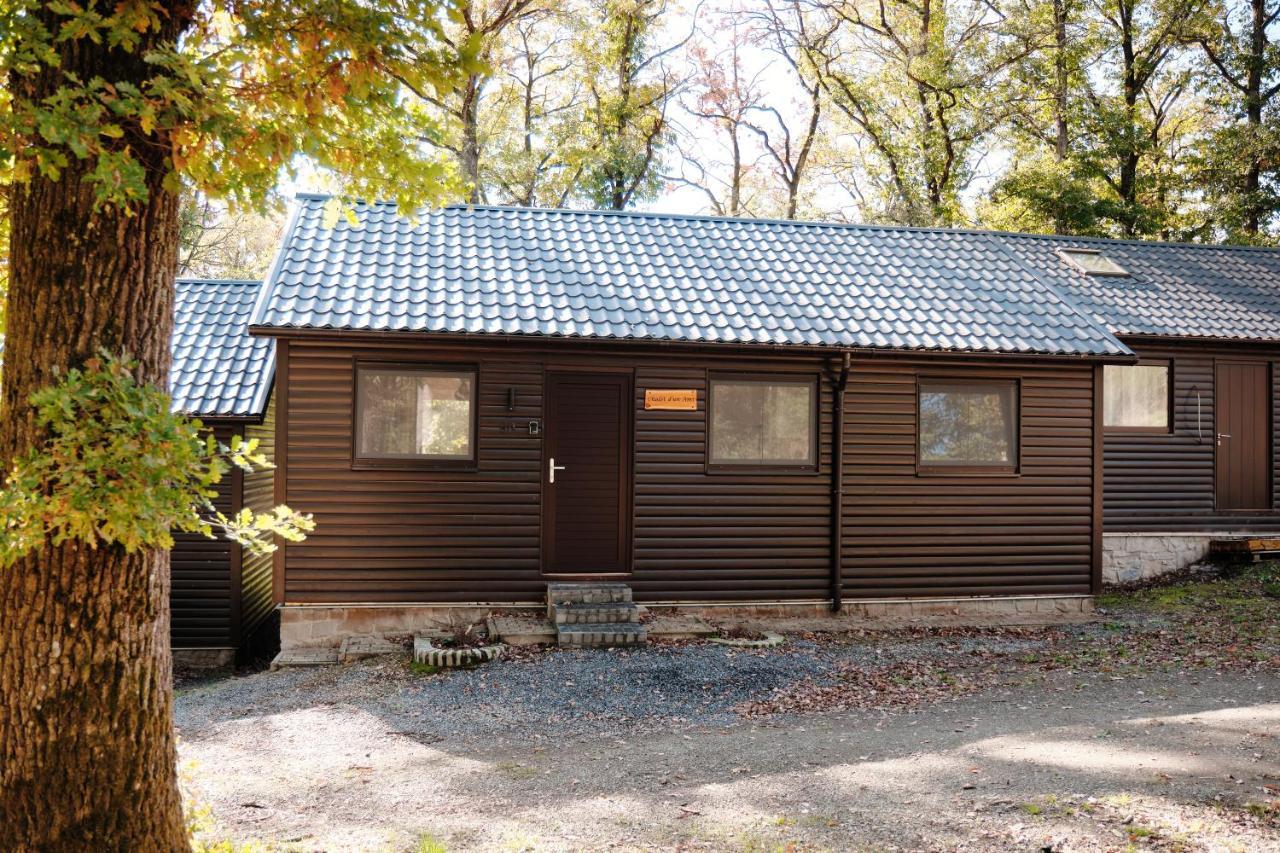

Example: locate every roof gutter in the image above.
[182,413,266,425]
[1117,332,1280,349]
[245,325,1138,364]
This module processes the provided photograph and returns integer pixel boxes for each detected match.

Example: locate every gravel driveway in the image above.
[177,572,1280,851]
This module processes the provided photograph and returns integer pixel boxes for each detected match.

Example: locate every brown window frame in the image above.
[706,372,820,474]
[351,360,480,471]
[1103,359,1173,435]
[915,376,1021,476]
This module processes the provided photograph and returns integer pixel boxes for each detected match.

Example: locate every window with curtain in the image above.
[918,379,1019,470]
[709,377,816,466]
[355,366,475,462]
[1103,363,1169,430]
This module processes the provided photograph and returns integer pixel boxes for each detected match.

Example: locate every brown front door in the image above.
[542,372,632,574]
[1216,361,1271,511]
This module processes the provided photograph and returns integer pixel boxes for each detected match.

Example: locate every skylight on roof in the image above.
[1057,248,1129,277]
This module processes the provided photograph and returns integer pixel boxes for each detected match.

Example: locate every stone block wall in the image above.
[686,595,1094,622]
[280,605,500,650]
[172,647,234,669]
[1101,533,1214,585]
[283,595,1098,648]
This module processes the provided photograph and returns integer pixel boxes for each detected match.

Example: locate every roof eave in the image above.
[247,324,1137,364]
[1118,332,1280,348]
[177,411,267,424]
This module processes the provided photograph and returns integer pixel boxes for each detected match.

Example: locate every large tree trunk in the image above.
[1117,1,1142,237]
[460,74,484,204]
[0,6,190,850]
[1243,0,1266,235]
[1053,0,1069,164]
[1052,0,1071,235]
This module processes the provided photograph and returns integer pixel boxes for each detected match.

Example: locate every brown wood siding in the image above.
[170,422,239,647]
[631,364,833,601]
[283,343,545,602]
[1105,340,1280,531]
[276,336,1099,604]
[841,358,1097,597]
[240,391,277,639]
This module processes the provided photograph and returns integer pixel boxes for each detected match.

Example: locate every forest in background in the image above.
[181,0,1280,280]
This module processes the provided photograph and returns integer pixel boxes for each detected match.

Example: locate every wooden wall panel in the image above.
[240,392,277,639]
[170,422,238,647]
[841,359,1097,597]
[1105,340,1280,531]
[283,343,545,602]
[631,364,833,601]
[277,337,1102,604]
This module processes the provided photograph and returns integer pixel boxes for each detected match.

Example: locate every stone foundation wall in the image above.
[282,595,1095,647]
[172,647,234,669]
[685,595,1094,622]
[280,605,510,649]
[1102,533,1215,585]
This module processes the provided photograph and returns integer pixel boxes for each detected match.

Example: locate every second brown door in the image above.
[542,372,632,574]
[1216,361,1271,511]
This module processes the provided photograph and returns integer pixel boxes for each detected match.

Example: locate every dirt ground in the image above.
[178,569,1280,852]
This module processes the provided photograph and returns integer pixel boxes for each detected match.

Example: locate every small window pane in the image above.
[710,379,814,466]
[1104,364,1168,429]
[919,381,1018,467]
[356,368,474,460]
[1058,248,1129,276]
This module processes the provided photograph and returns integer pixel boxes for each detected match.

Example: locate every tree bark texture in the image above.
[0,5,192,850]
[460,74,484,204]
[1243,0,1266,235]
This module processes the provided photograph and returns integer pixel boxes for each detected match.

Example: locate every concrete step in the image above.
[270,648,339,669]
[551,601,640,625]
[556,623,647,646]
[546,582,633,606]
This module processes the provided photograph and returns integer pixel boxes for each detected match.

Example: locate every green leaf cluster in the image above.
[572,0,674,209]
[1,0,471,212]
[0,352,314,568]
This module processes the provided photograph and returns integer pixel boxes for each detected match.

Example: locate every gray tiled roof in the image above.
[173,278,274,417]
[996,233,1280,342]
[251,196,1131,357]
[0,281,273,418]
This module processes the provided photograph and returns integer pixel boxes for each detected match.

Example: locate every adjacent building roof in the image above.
[250,195,1131,358]
[1,280,273,419]
[173,278,274,418]
[996,233,1280,343]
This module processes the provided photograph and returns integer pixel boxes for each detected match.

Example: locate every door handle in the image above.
[1217,433,1231,446]
[549,457,567,483]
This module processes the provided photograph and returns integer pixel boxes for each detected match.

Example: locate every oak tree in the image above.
[1191,0,1280,239]
[0,1,463,847]
[415,0,544,202]
[179,190,287,280]
[483,9,585,206]
[666,13,769,215]
[761,0,1034,225]
[573,0,689,209]
[1076,0,1209,235]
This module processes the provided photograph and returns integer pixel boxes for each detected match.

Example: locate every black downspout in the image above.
[830,352,851,612]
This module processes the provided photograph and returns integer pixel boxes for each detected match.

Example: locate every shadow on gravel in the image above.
[177,566,1280,849]
[180,672,1280,851]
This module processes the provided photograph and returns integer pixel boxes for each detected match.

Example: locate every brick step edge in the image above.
[556,623,648,645]
[546,582,633,605]
[551,602,640,625]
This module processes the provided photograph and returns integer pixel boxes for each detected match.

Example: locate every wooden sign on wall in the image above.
[644,389,698,411]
